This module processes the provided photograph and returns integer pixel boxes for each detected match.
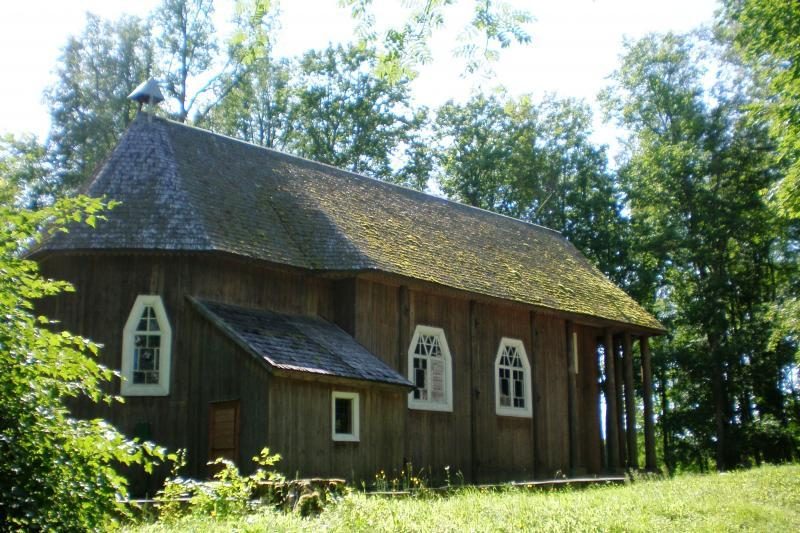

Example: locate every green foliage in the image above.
[152,0,218,123]
[129,464,800,532]
[206,43,432,189]
[721,0,800,219]
[341,0,533,80]
[435,92,630,282]
[0,196,165,530]
[0,134,55,208]
[45,13,154,195]
[153,0,282,124]
[372,462,429,492]
[288,44,431,188]
[602,31,799,471]
[191,459,254,518]
[41,0,278,198]
[155,447,284,522]
[202,56,292,149]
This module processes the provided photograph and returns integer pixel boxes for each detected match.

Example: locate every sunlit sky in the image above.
[0,0,719,157]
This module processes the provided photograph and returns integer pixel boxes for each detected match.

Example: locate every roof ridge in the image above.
[156,119,215,250]
[151,114,312,268]
[151,115,565,239]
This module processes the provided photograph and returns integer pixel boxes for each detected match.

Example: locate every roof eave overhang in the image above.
[35,248,664,336]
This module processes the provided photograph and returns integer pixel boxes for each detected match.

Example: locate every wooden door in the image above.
[208,400,240,473]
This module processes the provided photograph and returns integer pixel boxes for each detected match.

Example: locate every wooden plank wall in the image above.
[471,302,534,482]
[404,289,472,482]
[532,314,570,477]
[353,279,584,482]
[36,253,335,493]
[38,253,606,488]
[353,279,400,369]
[182,304,271,480]
[267,379,406,481]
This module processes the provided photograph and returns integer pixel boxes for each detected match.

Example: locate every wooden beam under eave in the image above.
[623,332,638,470]
[641,335,657,471]
[566,321,579,476]
[603,330,620,472]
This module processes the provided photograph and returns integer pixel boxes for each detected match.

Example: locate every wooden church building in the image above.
[33,112,663,490]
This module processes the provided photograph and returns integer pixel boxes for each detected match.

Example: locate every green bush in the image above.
[155,447,284,522]
[0,196,164,530]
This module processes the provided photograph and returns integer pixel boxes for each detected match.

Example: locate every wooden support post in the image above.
[623,332,638,470]
[614,336,627,468]
[603,330,619,471]
[641,336,657,471]
[398,286,410,373]
[566,321,579,476]
[398,285,410,472]
[530,312,540,479]
[469,300,479,483]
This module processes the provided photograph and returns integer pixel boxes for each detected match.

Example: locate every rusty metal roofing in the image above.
[41,114,664,332]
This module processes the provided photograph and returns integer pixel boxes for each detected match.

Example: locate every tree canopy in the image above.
[721,0,800,219]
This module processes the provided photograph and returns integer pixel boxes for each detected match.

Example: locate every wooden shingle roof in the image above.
[42,114,663,332]
[190,298,412,387]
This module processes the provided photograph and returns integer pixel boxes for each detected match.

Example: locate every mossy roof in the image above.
[41,114,663,332]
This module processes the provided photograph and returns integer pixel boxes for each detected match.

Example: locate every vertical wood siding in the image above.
[532,314,570,477]
[39,252,607,489]
[266,379,406,481]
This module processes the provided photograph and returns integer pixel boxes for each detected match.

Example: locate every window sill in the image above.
[332,434,360,442]
[408,400,453,412]
[121,383,170,397]
[495,408,532,418]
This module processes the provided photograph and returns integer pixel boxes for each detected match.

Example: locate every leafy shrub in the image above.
[0,196,165,530]
[156,447,284,521]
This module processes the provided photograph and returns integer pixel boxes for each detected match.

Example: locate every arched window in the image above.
[121,295,172,396]
[407,325,453,412]
[495,338,532,417]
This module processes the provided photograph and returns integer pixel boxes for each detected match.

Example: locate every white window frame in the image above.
[121,295,172,396]
[494,337,533,418]
[331,391,360,442]
[407,325,453,412]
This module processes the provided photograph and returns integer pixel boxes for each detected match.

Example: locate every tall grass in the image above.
[129,464,800,532]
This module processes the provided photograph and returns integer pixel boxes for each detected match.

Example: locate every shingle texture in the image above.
[42,114,663,331]
[191,298,411,386]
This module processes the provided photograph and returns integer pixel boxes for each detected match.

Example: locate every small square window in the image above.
[331,391,359,442]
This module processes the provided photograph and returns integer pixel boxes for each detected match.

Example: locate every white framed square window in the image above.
[407,325,453,412]
[495,338,532,418]
[121,295,172,396]
[332,391,360,442]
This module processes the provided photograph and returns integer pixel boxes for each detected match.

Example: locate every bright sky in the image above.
[0,0,720,152]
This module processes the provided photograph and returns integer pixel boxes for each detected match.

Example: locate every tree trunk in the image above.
[709,333,728,471]
[660,371,671,474]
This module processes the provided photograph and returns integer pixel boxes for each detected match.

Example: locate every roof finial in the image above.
[128,78,165,112]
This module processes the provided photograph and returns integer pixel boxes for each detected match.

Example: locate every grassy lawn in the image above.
[128,464,800,532]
